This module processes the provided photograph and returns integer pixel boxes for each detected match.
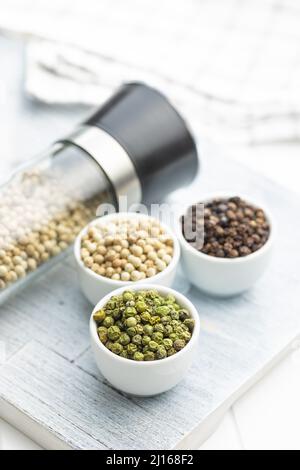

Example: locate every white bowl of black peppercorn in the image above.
[178,193,274,297]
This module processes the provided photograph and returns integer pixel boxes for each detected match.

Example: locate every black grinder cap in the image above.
[85,82,199,202]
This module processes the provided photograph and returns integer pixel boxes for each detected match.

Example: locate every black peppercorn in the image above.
[182,196,270,259]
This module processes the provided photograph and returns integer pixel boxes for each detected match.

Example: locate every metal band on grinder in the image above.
[60,125,142,207]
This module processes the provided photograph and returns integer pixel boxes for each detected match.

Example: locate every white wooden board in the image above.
[1,148,300,449]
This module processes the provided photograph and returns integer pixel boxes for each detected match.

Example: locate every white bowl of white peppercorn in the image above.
[178,193,274,297]
[74,212,180,304]
[90,284,200,396]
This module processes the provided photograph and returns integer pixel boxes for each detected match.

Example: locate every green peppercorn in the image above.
[103,316,115,328]
[154,323,165,334]
[111,342,123,355]
[143,324,153,336]
[184,318,195,331]
[170,311,180,320]
[149,340,159,352]
[126,326,136,338]
[107,325,121,341]
[142,335,151,346]
[97,326,108,344]
[152,331,163,343]
[161,315,171,324]
[93,309,106,323]
[181,324,189,332]
[112,308,122,320]
[173,326,184,335]
[180,331,192,342]
[179,309,190,321]
[97,289,193,362]
[125,306,137,316]
[125,317,137,328]
[136,324,144,335]
[127,326,137,337]
[149,315,160,325]
[156,346,167,360]
[162,338,173,350]
[141,312,151,323]
[174,339,186,351]
[166,294,176,303]
[119,333,131,346]
[144,351,155,361]
[167,347,176,357]
[164,325,173,336]
[115,320,123,329]
[123,291,134,302]
[155,305,170,316]
[132,334,142,346]
[136,301,147,313]
[148,289,159,297]
[127,343,138,355]
[106,300,116,310]
[133,352,144,361]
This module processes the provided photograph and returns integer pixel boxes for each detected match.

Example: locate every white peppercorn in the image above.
[0,266,8,277]
[121,271,131,282]
[131,270,141,281]
[81,217,174,283]
[146,267,156,278]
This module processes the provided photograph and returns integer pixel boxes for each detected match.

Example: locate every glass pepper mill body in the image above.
[0,143,115,304]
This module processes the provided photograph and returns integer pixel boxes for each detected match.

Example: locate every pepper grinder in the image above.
[0,82,199,304]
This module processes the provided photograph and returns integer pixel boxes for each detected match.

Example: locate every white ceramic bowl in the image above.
[74,212,180,304]
[178,193,274,297]
[90,284,200,396]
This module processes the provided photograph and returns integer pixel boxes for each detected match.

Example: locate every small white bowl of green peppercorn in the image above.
[178,193,274,297]
[90,284,200,396]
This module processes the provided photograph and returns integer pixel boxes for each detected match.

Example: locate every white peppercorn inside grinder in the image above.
[0,82,198,305]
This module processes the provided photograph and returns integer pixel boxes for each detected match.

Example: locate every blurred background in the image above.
[0,0,300,190]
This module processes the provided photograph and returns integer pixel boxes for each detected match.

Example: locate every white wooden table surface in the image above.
[1,36,300,451]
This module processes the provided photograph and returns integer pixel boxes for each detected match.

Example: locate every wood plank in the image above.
[1,341,208,450]
[0,262,92,361]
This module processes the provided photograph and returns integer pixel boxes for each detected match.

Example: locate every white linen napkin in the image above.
[1,0,300,144]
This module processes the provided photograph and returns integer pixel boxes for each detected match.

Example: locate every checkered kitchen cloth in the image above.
[1,0,300,144]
